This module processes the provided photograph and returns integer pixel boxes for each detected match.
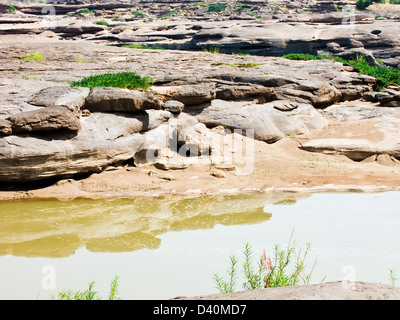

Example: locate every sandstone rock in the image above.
[154,160,190,171]
[0,111,171,182]
[27,86,90,113]
[274,82,342,108]
[177,123,212,156]
[215,84,273,101]
[154,83,216,106]
[157,172,175,181]
[85,87,163,113]
[214,164,235,171]
[8,106,81,133]
[299,138,400,161]
[163,100,185,113]
[210,168,227,178]
[0,119,12,136]
[193,99,328,143]
[374,89,400,107]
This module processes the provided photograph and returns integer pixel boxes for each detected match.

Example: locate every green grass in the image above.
[207,4,227,13]
[283,53,400,91]
[52,275,121,300]
[75,8,95,15]
[94,19,109,26]
[20,51,44,62]
[213,233,316,293]
[70,72,154,90]
[122,44,165,50]
[7,5,16,14]
[132,12,147,17]
[203,46,220,54]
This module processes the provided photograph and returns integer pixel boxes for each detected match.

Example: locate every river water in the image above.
[1,191,399,299]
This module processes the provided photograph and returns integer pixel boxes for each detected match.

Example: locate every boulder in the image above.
[177,123,212,156]
[27,86,90,113]
[85,87,163,113]
[374,89,400,107]
[154,83,216,106]
[163,100,185,113]
[7,106,82,133]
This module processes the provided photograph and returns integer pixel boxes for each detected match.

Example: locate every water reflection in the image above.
[0,193,308,258]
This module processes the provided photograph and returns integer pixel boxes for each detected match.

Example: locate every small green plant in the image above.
[75,8,95,15]
[132,12,147,17]
[203,46,220,54]
[53,275,121,300]
[213,233,316,293]
[7,4,16,14]
[21,51,44,62]
[389,269,397,287]
[76,54,87,63]
[70,72,154,90]
[94,19,109,26]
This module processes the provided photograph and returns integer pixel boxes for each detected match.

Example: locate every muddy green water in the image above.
[1,191,400,299]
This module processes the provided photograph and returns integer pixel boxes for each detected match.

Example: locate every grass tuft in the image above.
[94,19,109,26]
[21,51,44,62]
[70,72,154,90]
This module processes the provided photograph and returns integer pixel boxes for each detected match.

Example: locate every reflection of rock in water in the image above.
[0,192,311,258]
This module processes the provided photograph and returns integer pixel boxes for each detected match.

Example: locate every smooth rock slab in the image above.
[27,86,90,113]
[85,87,163,113]
[193,99,328,143]
[299,138,400,161]
[8,106,82,133]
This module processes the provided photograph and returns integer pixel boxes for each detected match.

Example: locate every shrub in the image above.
[70,72,154,90]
